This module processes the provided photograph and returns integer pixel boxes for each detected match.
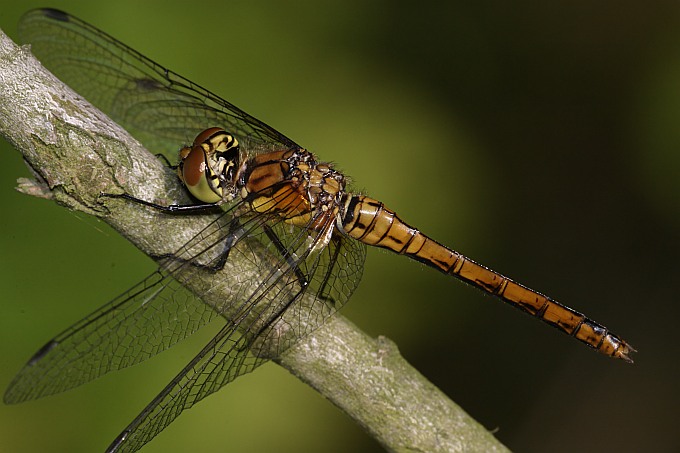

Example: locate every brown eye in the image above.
[181,145,206,188]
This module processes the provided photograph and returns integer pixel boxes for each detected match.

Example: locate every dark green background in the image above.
[1,1,678,452]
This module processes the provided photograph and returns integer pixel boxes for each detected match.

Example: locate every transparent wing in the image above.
[3,270,213,404]
[6,182,365,452]
[107,213,366,453]
[17,8,301,156]
[3,195,257,404]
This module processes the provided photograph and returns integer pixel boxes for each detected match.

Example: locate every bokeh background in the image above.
[1,1,678,452]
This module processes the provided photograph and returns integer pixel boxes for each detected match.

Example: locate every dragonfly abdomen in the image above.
[340,195,467,269]
[341,194,633,362]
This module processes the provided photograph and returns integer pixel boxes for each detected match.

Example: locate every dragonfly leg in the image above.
[151,217,241,273]
[314,235,344,308]
[100,192,221,213]
[263,224,309,289]
[153,153,177,170]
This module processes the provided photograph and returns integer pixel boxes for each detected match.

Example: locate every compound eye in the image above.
[176,128,240,203]
[180,145,222,203]
[193,127,225,147]
[181,145,207,188]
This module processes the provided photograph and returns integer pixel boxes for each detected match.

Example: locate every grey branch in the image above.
[0,26,509,453]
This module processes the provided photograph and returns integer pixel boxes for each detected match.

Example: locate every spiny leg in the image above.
[263,224,309,289]
[100,192,222,213]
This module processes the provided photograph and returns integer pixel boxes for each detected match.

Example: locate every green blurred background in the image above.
[1,1,678,452]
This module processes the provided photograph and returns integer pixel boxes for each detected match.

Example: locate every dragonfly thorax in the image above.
[243,147,347,231]
[177,127,240,203]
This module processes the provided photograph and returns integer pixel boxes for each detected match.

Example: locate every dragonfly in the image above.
[6,8,634,453]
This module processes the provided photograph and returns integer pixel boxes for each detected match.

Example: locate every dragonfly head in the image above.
[177,128,240,203]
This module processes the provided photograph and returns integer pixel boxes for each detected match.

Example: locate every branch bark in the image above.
[0,26,509,453]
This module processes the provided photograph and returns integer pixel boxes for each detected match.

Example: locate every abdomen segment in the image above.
[340,194,634,362]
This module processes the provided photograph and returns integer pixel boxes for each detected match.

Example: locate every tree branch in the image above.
[0,26,508,452]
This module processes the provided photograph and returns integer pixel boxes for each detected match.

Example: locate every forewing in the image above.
[17,8,300,156]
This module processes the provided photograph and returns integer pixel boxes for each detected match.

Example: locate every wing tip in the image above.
[27,339,60,366]
[38,8,71,22]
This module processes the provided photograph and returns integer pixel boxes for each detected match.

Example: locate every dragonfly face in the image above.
[6,7,634,453]
[177,127,241,204]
